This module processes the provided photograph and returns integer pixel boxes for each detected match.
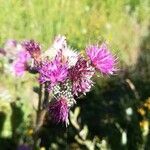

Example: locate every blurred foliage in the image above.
[0,0,149,64]
[0,0,150,150]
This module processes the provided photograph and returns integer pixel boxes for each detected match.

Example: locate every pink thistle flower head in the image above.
[13,60,26,76]
[12,50,31,76]
[69,57,95,96]
[86,43,117,75]
[53,35,67,50]
[61,47,79,67]
[49,97,69,125]
[22,40,41,62]
[39,56,68,86]
[43,35,79,68]
[43,35,67,60]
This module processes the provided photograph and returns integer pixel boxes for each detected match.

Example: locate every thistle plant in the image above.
[2,35,117,127]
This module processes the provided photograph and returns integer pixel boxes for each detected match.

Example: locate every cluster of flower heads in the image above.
[2,35,117,126]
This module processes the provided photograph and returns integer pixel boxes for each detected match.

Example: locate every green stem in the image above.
[33,83,43,149]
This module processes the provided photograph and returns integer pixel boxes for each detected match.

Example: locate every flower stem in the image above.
[33,83,43,149]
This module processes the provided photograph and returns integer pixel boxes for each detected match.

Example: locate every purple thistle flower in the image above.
[13,60,26,76]
[22,40,41,62]
[49,97,69,125]
[39,57,68,86]
[69,57,95,96]
[12,50,31,76]
[86,43,117,75]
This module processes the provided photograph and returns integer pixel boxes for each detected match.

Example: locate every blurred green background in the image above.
[0,0,150,149]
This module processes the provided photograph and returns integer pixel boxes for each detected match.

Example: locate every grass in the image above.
[0,0,149,65]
